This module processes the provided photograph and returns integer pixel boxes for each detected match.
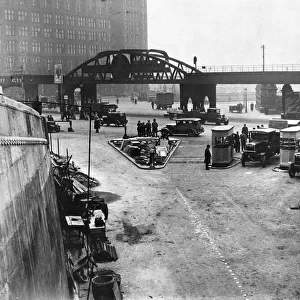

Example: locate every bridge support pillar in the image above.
[80,84,97,105]
[24,83,39,102]
[179,84,217,111]
[281,84,293,116]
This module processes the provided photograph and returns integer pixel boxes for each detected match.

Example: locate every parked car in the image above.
[160,118,204,137]
[46,121,60,133]
[101,112,127,126]
[181,108,229,125]
[288,138,300,177]
[229,103,243,113]
[241,128,280,167]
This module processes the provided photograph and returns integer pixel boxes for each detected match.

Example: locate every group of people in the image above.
[137,119,158,137]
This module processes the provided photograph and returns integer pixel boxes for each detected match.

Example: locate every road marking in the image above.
[177,188,250,300]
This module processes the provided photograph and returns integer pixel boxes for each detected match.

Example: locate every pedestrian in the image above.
[242,124,248,140]
[137,120,141,136]
[116,97,119,104]
[145,120,152,136]
[204,145,211,170]
[240,133,247,151]
[94,115,101,133]
[152,118,158,137]
[234,131,240,152]
[151,101,155,109]
[250,103,254,111]
[141,122,145,136]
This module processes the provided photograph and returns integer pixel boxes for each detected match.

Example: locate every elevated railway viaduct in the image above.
[1,49,300,111]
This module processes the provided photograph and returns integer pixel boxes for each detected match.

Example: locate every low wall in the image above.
[0,96,69,300]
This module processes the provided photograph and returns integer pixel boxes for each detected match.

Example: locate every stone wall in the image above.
[0,96,69,300]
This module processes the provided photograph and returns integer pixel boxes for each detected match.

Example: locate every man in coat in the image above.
[204,144,211,170]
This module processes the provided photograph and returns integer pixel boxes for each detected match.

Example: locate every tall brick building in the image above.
[0,0,148,97]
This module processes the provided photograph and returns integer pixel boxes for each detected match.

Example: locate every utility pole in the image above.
[261,45,266,71]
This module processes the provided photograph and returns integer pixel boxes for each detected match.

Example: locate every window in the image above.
[66,3,70,11]
[88,32,96,41]
[55,15,64,25]
[6,40,15,52]
[99,32,107,42]
[78,31,86,40]
[78,44,86,55]
[18,11,27,22]
[5,9,14,21]
[32,42,41,53]
[31,12,40,23]
[7,57,15,69]
[46,58,52,71]
[45,42,53,54]
[33,57,40,64]
[31,0,37,6]
[67,44,76,55]
[19,26,28,36]
[67,16,75,26]
[78,4,81,12]
[44,28,52,38]
[55,29,64,39]
[44,0,50,8]
[89,45,97,56]
[32,27,41,37]
[19,41,28,53]
[19,0,25,5]
[5,25,15,36]
[78,17,86,27]
[44,13,52,24]
[67,30,75,40]
[56,43,64,54]
[88,18,96,28]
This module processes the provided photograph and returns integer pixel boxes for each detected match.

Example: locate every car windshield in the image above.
[250,132,268,141]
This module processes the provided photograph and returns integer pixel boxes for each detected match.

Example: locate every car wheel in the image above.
[188,130,193,136]
[261,155,266,167]
[224,120,229,125]
[289,163,296,178]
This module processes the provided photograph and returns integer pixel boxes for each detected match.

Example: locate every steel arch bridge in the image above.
[65,49,201,84]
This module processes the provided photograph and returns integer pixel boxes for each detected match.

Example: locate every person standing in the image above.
[204,145,211,170]
[250,103,254,111]
[235,131,241,152]
[152,119,158,137]
[137,120,141,136]
[94,115,101,133]
[240,133,247,151]
[242,124,249,140]
[145,120,152,137]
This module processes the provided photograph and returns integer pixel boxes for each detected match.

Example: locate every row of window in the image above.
[4,0,112,14]
[2,40,108,56]
[3,25,111,42]
[4,46,109,71]
[4,11,111,29]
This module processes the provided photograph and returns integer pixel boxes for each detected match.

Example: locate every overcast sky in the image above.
[147,0,300,68]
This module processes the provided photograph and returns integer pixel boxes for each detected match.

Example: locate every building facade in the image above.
[0,0,148,97]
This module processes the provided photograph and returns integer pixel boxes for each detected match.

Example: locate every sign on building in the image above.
[54,64,63,84]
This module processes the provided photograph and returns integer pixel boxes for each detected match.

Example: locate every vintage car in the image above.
[288,138,300,177]
[46,121,60,133]
[101,112,127,126]
[160,118,204,137]
[180,108,229,125]
[229,103,243,113]
[241,128,280,167]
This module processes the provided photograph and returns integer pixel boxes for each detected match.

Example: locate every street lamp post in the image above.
[244,88,248,113]
[261,45,266,71]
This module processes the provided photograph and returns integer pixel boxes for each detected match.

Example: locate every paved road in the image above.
[48,100,300,300]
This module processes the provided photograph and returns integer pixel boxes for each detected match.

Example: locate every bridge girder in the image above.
[64,49,201,85]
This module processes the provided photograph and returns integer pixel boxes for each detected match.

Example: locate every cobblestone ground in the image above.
[48,99,300,300]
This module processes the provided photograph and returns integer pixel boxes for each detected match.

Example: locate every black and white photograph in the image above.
[1,0,300,299]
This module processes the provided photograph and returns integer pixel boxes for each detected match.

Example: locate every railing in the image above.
[197,64,300,73]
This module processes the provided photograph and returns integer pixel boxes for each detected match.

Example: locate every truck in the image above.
[156,92,174,110]
[83,102,118,119]
[180,108,229,125]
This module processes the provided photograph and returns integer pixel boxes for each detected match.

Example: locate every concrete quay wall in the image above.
[0,96,69,300]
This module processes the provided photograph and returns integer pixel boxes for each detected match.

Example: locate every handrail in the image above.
[197,64,300,73]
